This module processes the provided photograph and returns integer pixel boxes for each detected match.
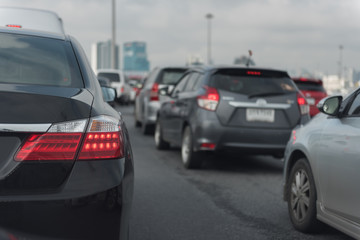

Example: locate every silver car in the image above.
[134,66,187,134]
[283,92,360,239]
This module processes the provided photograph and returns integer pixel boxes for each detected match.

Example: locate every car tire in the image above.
[142,122,153,135]
[154,120,170,150]
[181,126,202,169]
[287,158,319,232]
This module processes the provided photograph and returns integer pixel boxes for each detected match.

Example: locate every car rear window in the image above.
[209,69,297,96]
[158,69,186,85]
[98,72,120,83]
[0,33,83,88]
[294,81,326,92]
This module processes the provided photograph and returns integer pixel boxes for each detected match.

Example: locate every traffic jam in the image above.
[0,4,359,240]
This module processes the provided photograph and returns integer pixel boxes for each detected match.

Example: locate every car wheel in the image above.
[181,126,202,169]
[142,122,153,135]
[287,158,319,232]
[154,120,170,150]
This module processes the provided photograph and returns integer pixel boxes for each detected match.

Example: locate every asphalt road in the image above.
[120,104,352,240]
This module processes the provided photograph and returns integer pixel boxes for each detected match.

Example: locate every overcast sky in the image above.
[2,0,360,75]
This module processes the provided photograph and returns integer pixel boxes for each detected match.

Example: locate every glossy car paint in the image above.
[0,27,134,239]
[283,90,360,239]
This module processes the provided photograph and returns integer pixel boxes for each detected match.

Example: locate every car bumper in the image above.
[145,101,160,125]
[192,111,292,154]
[0,158,127,201]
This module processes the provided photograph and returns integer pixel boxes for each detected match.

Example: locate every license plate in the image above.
[306,97,315,105]
[246,108,275,122]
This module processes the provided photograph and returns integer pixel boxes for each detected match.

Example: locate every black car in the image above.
[0,27,134,239]
[155,66,310,169]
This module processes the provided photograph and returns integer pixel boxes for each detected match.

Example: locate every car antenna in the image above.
[246,50,253,67]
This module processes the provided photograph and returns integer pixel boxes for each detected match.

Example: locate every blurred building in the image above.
[123,41,150,73]
[91,40,120,71]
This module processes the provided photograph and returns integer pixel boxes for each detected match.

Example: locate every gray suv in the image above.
[134,66,187,134]
[155,66,310,169]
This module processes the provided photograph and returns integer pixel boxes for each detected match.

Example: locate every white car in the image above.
[97,69,131,104]
[0,7,64,34]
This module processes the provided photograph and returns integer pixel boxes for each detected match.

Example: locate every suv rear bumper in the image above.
[192,111,292,155]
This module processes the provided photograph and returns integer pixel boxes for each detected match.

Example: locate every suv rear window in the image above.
[294,81,326,92]
[210,69,297,96]
[158,69,186,85]
[0,33,83,88]
[98,72,120,83]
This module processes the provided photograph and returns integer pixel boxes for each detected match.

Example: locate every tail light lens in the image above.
[78,116,123,160]
[15,116,124,161]
[297,93,309,115]
[15,133,83,161]
[150,83,159,101]
[197,86,219,111]
[121,86,124,93]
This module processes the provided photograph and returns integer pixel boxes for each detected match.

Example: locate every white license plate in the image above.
[306,97,315,105]
[246,108,275,122]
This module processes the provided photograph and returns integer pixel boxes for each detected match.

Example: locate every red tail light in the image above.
[78,132,122,160]
[6,24,22,28]
[197,86,219,111]
[121,86,124,93]
[200,143,216,150]
[15,133,82,161]
[150,83,159,101]
[297,93,309,115]
[15,116,124,161]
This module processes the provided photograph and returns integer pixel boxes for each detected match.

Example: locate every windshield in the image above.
[97,72,120,83]
[0,33,83,88]
[158,69,186,85]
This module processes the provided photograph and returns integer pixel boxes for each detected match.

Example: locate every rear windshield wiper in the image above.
[248,91,289,99]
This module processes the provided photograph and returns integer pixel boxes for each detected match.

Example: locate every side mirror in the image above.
[317,95,343,116]
[158,86,170,96]
[102,86,117,106]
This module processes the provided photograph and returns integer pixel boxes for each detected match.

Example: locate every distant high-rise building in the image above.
[123,41,150,72]
[91,40,120,71]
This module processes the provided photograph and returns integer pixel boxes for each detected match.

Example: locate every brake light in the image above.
[78,132,122,160]
[150,83,159,101]
[15,116,124,161]
[297,93,309,115]
[15,119,87,161]
[78,115,123,160]
[15,133,82,161]
[121,86,124,93]
[200,143,216,150]
[6,24,22,28]
[247,71,261,76]
[197,86,219,111]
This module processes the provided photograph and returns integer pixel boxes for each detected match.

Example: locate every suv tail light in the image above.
[297,93,309,115]
[197,86,219,111]
[15,116,124,161]
[150,83,159,101]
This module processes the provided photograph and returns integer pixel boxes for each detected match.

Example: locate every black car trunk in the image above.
[0,85,93,194]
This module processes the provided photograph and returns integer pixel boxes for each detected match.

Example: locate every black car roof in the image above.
[0,26,67,41]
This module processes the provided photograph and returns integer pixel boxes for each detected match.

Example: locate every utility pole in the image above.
[111,0,116,69]
[205,13,214,65]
